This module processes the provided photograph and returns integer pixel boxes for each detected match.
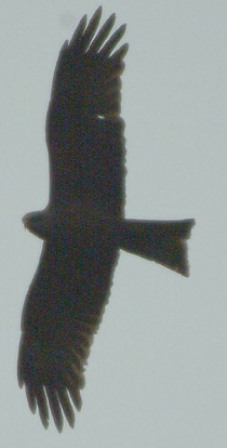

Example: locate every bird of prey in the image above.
[18,7,195,432]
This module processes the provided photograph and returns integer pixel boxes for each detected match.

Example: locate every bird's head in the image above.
[22,210,50,240]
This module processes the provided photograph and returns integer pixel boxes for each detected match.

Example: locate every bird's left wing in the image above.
[18,239,119,431]
[46,7,128,214]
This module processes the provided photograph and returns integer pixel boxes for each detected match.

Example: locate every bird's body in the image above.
[18,8,194,431]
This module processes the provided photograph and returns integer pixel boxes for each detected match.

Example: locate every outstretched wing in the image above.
[46,6,128,215]
[18,237,119,431]
[18,9,127,431]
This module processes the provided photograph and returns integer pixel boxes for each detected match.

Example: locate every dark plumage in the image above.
[18,7,195,432]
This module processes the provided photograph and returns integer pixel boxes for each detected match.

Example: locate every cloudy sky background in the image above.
[1,1,227,446]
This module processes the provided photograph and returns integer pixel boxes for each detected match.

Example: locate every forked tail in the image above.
[119,219,195,277]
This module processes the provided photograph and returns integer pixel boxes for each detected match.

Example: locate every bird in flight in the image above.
[18,7,195,432]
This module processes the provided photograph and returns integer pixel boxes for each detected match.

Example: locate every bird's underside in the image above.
[19,7,195,432]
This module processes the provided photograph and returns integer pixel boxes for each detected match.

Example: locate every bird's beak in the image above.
[22,215,28,228]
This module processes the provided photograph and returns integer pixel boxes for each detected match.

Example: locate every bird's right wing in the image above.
[18,238,119,431]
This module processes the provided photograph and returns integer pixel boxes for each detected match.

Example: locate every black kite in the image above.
[18,7,195,431]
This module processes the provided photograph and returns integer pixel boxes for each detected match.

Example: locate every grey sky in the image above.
[1,1,227,446]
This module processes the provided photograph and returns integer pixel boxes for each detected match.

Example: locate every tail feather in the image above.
[119,219,195,277]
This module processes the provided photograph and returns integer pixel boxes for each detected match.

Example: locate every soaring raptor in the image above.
[18,7,194,431]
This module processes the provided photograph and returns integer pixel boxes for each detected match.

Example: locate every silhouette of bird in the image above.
[18,7,195,431]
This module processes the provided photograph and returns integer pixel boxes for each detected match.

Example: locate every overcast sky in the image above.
[1,1,227,447]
